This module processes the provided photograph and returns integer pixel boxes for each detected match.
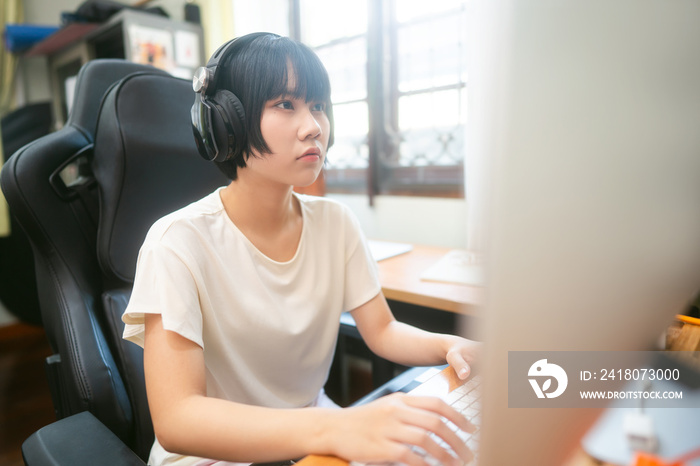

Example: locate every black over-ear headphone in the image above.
[191,39,247,162]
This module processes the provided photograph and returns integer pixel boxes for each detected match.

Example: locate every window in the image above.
[295,0,468,199]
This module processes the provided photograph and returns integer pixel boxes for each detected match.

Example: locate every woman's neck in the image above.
[219,175,300,234]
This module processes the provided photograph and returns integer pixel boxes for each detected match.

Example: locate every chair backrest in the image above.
[0,59,228,460]
[90,70,230,457]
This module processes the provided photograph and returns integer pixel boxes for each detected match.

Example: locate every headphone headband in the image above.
[192,39,237,96]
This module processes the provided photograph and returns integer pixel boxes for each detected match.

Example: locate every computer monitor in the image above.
[465,1,700,465]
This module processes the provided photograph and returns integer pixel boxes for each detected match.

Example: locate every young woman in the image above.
[123,32,480,466]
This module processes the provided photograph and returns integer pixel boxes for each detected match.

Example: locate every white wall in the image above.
[16,0,72,106]
[329,194,468,249]
[21,0,190,26]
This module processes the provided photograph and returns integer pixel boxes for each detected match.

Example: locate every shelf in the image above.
[25,23,100,57]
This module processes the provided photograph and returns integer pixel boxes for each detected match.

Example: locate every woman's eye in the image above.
[275,101,294,110]
[311,103,326,112]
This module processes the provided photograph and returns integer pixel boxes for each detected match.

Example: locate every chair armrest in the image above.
[22,411,146,466]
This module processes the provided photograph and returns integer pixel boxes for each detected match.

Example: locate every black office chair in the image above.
[1,59,229,464]
[3,59,429,465]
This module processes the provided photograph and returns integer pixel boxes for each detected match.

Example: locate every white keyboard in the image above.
[351,374,482,466]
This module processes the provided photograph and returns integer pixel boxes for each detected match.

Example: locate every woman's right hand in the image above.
[325,393,476,466]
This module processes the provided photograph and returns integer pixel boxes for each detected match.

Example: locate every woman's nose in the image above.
[299,109,322,140]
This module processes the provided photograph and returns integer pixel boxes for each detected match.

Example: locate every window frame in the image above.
[292,0,465,200]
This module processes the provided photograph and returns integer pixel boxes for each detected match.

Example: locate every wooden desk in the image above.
[376,245,482,316]
[296,447,610,466]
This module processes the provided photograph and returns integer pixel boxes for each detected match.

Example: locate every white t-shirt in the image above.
[122,188,380,465]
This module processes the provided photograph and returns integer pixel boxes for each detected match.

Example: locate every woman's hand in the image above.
[351,294,482,380]
[445,337,482,380]
[327,393,476,466]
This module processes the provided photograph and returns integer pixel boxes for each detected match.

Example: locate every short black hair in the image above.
[213,33,334,180]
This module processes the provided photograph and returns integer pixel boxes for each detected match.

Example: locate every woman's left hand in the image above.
[445,337,482,380]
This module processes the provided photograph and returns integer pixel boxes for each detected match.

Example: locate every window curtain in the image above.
[0,0,24,237]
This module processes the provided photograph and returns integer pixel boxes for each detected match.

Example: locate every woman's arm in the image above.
[144,314,327,462]
[350,293,481,379]
[144,314,473,465]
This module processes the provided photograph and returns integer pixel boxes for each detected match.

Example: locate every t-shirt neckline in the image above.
[215,188,306,265]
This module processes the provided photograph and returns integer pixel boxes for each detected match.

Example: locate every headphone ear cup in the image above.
[209,89,247,163]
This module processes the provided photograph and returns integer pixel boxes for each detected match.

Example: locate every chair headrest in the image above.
[67,59,168,138]
[92,72,229,284]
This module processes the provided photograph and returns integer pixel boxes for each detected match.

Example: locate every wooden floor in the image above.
[0,323,55,466]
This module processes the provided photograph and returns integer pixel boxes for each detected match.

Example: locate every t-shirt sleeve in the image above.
[122,239,204,349]
[342,206,382,311]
